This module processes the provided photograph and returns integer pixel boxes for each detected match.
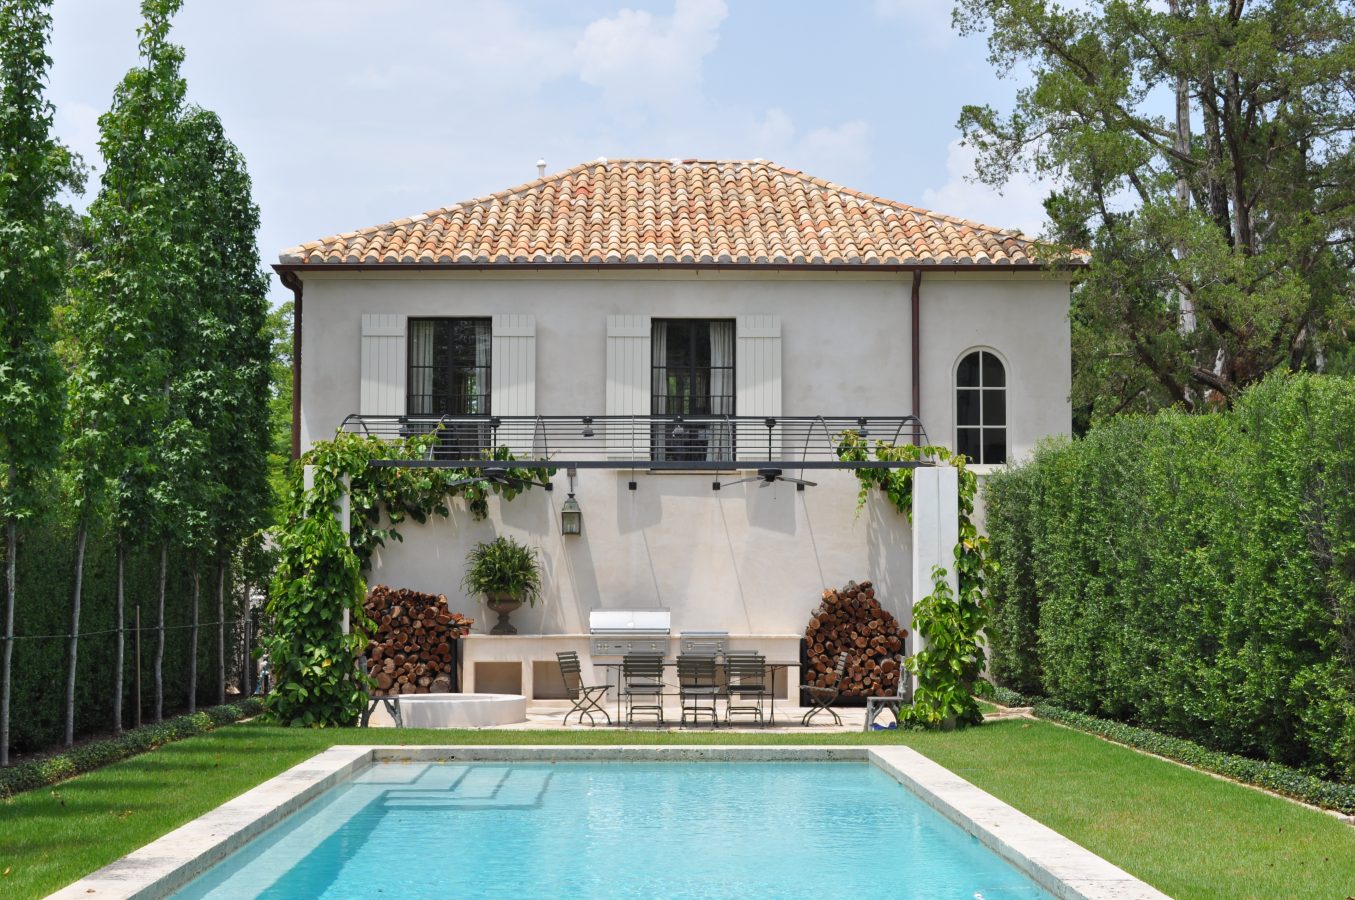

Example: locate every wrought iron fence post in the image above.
[134,604,142,729]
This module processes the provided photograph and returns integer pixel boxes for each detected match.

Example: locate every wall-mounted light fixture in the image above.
[561,466,582,535]
[561,493,582,535]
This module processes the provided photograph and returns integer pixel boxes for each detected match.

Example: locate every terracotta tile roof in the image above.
[279,159,1075,267]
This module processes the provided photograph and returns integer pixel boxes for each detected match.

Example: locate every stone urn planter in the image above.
[462,536,542,636]
[484,591,524,635]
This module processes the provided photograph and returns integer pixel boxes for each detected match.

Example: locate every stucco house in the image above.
[275,158,1075,699]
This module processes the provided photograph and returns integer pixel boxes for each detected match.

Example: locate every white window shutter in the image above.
[360,313,407,415]
[736,315,782,459]
[606,315,651,459]
[490,314,536,417]
[491,314,536,455]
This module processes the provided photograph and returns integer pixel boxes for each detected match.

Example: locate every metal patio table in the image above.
[600,659,798,726]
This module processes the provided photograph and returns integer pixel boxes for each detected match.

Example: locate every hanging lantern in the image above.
[561,493,583,536]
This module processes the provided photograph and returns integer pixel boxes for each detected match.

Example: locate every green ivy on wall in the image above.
[263,431,553,726]
[836,433,994,728]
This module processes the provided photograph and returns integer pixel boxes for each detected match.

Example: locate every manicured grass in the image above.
[2,720,1353,899]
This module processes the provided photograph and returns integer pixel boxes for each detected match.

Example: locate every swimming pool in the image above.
[172,760,1049,899]
[57,746,1164,899]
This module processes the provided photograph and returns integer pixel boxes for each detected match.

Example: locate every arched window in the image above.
[956,350,1006,465]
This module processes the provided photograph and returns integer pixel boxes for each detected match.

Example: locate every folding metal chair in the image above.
[360,694,402,728]
[863,656,912,731]
[556,651,611,726]
[724,652,768,726]
[802,651,849,726]
[677,654,719,726]
[623,652,666,725]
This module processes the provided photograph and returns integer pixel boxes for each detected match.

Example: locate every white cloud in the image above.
[575,0,728,105]
[749,109,872,186]
[799,121,872,179]
[871,0,956,47]
[331,4,576,95]
[921,139,1052,236]
[753,107,794,147]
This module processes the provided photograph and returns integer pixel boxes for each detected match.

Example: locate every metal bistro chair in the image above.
[556,651,611,726]
[862,657,913,732]
[724,652,769,726]
[677,654,720,726]
[622,652,667,725]
[801,651,849,726]
[360,693,403,728]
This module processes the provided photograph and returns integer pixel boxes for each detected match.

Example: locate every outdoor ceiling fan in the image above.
[444,465,553,492]
[713,468,817,492]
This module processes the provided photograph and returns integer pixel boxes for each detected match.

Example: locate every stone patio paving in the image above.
[365,699,1027,733]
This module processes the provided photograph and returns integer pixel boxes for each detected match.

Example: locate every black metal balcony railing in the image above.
[341,414,931,472]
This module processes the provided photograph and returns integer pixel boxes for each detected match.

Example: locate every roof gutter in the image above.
[271,260,1084,276]
[279,269,304,460]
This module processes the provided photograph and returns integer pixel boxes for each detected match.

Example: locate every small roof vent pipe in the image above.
[536,158,546,178]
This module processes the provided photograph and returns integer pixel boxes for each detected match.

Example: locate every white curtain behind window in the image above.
[474,321,492,414]
[409,320,434,415]
[708,320,734,458]
[651,320,669,457]
[651,321,669,415]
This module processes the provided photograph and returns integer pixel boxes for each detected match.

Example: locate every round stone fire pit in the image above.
[369,693,527,728]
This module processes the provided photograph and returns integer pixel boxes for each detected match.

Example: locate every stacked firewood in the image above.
[803,580,908,698]
[364,585,473,696]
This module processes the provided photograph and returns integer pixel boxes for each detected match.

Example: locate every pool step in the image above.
[383,766,553,810]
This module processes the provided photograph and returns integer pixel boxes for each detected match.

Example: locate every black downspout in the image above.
[911,270,922,445]
[282,271,303,459]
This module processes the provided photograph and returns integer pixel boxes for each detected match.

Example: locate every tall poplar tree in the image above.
[66,0,185,735]
[0,0,80,765]
[171,108,219,715]
[174,108,270,707]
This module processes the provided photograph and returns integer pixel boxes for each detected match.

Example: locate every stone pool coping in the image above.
[51,745,1168,900]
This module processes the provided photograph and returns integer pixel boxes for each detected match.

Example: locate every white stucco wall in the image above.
[298,268,1070,460]
[369,469,913,637]
[294,267,1070,637]
[916,270,1073,465]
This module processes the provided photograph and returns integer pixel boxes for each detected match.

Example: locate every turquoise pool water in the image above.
[173,761,1050,899]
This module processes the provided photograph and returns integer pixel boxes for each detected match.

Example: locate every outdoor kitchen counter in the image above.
[459,633,802,701]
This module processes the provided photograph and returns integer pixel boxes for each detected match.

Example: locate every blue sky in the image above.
[46,0,1051,303]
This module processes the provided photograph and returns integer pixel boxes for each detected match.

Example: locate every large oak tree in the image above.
[957,0,1355,420]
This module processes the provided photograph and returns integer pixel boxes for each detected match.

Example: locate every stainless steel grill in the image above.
[589,609,671,657]
[679,630,729,657]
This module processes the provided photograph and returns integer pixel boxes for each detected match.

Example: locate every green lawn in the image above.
[3,720,1353,899]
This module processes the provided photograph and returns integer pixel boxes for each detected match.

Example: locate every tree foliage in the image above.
[265,432,553,726]
[957,0,1355,421]
[263,301,294,523]
[65,0,187,521]
[0,0,82,766]
[0,0,79,521]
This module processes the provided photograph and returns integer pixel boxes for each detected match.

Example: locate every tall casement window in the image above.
[407,318,492,416]
[956,349,1007,465]
[652,319,735,460]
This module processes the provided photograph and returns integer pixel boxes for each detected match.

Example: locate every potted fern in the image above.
[461,536,542,635]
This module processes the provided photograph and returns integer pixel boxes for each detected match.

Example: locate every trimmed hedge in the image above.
[1,507,246,753]
[985,374,1355,781]
[0,697,262,799]
[986,684,1040,708]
